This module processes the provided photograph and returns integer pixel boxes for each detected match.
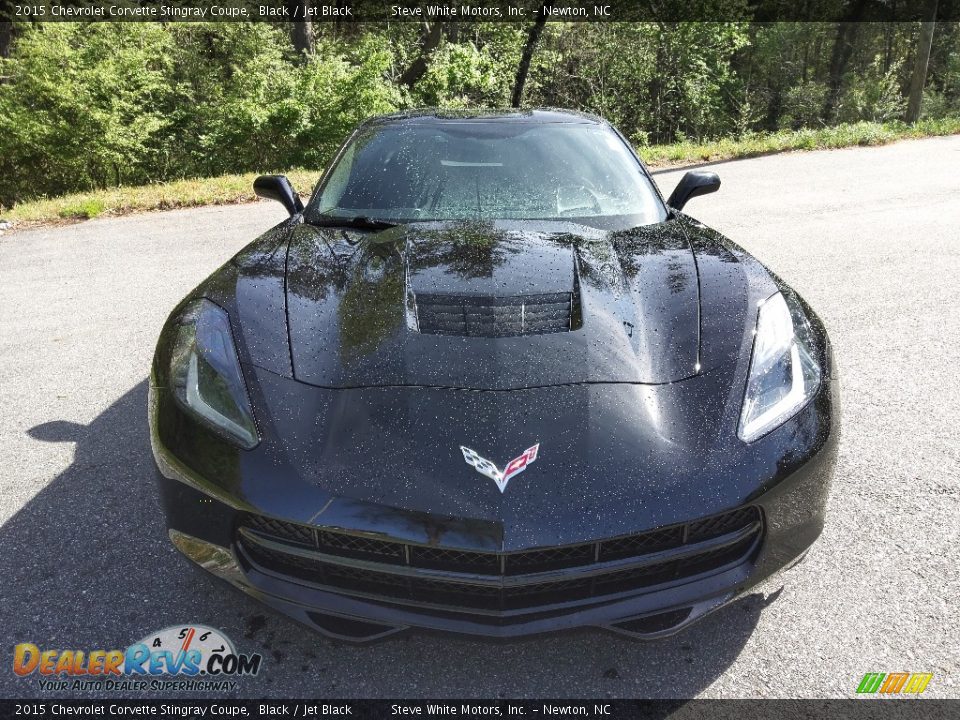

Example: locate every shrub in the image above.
[413,40,511,107]
[0,24,177,206]
[921,88,959,119]
[780,82,830,129]
[57,199,106,220]
[0,23,400,208]
[837,56,906,124]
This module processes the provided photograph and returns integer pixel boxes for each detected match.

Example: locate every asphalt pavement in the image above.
[1,137,958,699]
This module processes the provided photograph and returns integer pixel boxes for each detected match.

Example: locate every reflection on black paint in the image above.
[283,218,707,386]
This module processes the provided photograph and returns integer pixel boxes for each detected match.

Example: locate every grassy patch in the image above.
[637,117,960,167]
[3,169,322,227]
[57,198,106,220]
[3,118,959,229]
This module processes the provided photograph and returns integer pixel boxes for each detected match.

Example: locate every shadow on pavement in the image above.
[0,380,778,699]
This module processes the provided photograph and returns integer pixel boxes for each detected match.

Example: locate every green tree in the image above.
[0,23,176,204]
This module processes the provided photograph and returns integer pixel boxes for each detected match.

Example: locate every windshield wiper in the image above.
[312,216,399,230]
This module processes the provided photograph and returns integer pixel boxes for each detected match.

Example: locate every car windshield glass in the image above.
[307,121,666,229]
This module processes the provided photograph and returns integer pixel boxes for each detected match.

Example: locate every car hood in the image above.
[285,219,701,389]
[169,214,791,546]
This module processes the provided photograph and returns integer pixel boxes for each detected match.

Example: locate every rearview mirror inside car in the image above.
[667,171,721,211]
[253,175,304,217]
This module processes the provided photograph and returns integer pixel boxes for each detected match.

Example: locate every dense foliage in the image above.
[1,21,959,207]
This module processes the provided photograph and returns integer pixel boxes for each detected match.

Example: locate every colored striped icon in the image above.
[857,672,933,694]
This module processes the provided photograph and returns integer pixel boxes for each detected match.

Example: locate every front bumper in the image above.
[153,422,836,642]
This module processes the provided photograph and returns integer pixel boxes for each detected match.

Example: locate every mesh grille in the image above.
[674,535,756,576]
[599,526,685,561]
[241,506,760,578]
[243,515,315,546]
[687,506,760,542]
[240,533,759,613]
[239,516,404,563]
[501,575,595,609]
[504,543,595,574]
[415,292,572,337]
[317,530,405,563]
[239,506,762,611]
[593,557,681,592]
[409,546,500,573]
[413,576,502,609]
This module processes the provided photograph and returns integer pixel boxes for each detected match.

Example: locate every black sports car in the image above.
[149,109,838,641]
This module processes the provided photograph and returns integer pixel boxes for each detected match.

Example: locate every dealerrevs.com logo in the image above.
[13,625,262,692]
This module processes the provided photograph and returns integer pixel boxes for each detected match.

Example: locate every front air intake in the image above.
[414,292,572,338]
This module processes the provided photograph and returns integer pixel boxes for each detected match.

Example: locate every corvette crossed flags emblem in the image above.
[460,444,540,493]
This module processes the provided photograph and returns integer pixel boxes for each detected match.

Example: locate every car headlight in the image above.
[738,291,821,442]
[170,299,259,449]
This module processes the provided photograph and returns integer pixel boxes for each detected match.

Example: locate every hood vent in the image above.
[415,292,573,338]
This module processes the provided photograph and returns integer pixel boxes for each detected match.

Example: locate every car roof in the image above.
[363,108,607,127]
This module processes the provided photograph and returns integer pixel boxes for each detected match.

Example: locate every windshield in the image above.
[306,121,666,229]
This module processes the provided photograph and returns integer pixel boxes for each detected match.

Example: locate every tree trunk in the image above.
[647,28,670,144]
[823,0,869,122]
[398,22,444,88]
[905,0,938,123]
[287,1,314,60]
[0,21,12,59]
[883,21,893,72]
[290,22,314,59]
[823,24,859,120]
[511,1,554,108]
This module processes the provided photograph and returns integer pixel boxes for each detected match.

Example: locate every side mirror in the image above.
[254,175,304,217]
[666,171,720,211]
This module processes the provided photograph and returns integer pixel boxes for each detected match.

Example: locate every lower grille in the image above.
[241,534,757,612]
[238,507,762,614]
[241,506,760,575]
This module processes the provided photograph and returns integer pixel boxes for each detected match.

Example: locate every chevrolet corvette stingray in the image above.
[149,109,838,641]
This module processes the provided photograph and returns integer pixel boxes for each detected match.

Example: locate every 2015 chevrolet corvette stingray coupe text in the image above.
[149,109,839,641]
